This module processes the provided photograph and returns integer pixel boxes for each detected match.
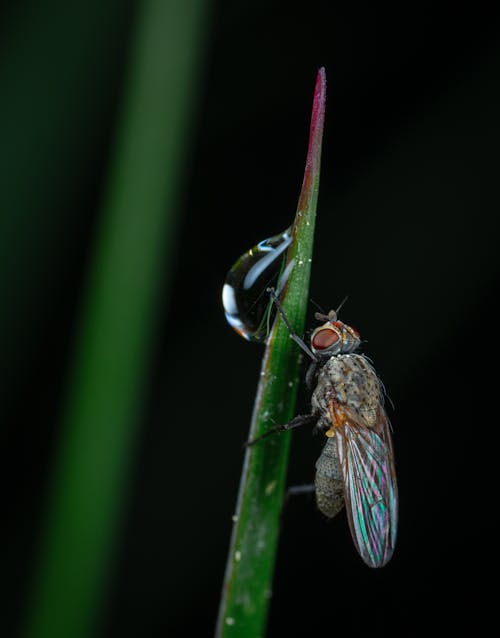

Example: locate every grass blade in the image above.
[216,67,326,638]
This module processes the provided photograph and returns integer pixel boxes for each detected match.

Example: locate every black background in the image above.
[2,2,499,636]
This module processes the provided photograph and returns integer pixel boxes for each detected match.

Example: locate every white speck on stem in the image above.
[235,550,242,562]
[265,480,277,495]
[226,617,235,626]
[232,514,239,523]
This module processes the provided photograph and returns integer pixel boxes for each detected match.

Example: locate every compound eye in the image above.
[312,328,339,350]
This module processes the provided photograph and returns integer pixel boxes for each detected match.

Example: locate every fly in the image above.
[248,289,398,568]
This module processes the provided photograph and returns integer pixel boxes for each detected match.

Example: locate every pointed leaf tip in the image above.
[309,67,326,162]
[297,68,326,216]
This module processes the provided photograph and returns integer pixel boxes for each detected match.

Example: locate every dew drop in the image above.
[222,228,292,342]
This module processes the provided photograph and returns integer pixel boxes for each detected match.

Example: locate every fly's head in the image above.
[310,309,361,357]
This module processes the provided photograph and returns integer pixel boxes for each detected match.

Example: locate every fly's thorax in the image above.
[311,354,382,429]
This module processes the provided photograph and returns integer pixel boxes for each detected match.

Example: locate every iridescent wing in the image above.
[336,408,398,568]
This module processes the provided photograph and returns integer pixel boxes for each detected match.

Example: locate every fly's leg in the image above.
[313,414,332,436]
[282,484,316,513]
[305,360,321,391]
[245,412,318,447]
[267,288,317,362]
[285,484,315,501]
[280,485,316,524]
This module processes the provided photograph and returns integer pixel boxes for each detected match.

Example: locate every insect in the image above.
[249,289,398,568]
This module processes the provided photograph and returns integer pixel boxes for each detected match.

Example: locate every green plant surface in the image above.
[24,2,207,637]
[216,67,326,638]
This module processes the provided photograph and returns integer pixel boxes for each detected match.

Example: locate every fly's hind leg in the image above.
[245,412,319,447]
[285,484,316,503]
[280,484,316,525]
[286,484,316,496]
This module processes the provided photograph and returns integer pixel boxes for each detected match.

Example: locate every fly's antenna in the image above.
[335,295,349,316]
[309,298,326,315]
[312,296,349,323]
[311,299,331,323]
[314,311,331,322]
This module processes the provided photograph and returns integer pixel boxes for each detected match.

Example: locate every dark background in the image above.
[2,2,499,636]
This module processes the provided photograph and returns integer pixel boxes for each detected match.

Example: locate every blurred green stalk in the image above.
[25,2,207,637]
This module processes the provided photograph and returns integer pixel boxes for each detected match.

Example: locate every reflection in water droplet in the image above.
[222,228,292,342]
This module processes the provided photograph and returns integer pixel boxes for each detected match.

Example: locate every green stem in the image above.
[216,68,326,638]
[24,2,207,637]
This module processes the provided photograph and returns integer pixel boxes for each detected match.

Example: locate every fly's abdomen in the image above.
[315,437,344,519]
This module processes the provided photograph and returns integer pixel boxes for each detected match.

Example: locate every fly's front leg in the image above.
[305,360,321,391]
[267,288,317,362]
[245,412,319,447]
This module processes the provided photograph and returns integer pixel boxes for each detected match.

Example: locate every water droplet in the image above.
[222,228,292,342]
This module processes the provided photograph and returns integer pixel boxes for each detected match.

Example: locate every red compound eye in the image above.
[312,329,339,350]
